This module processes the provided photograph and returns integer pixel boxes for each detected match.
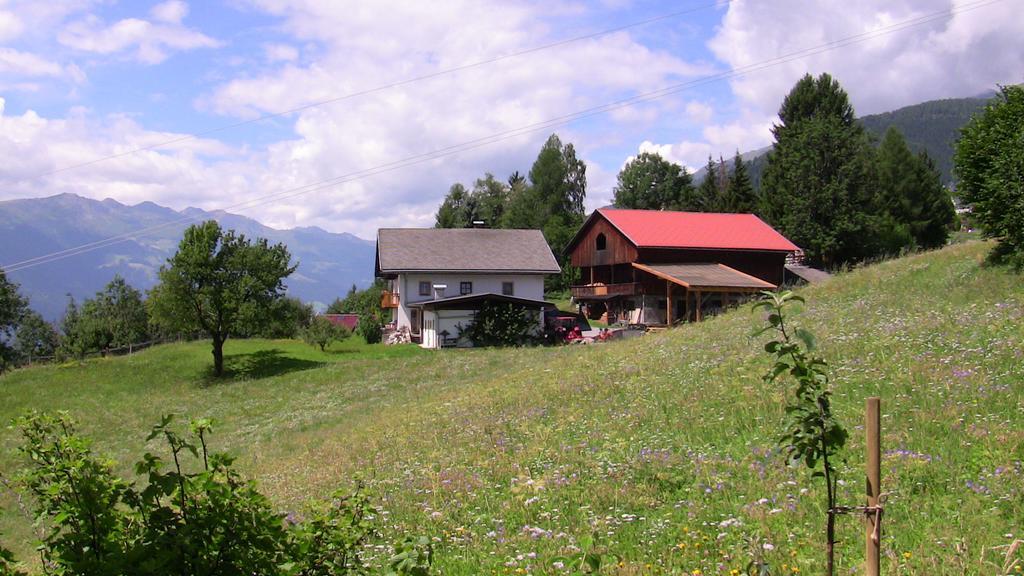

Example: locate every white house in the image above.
[375,228,560,348]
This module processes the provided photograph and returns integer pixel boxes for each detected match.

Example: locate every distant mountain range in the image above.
[0,194,376,320]
[695,94,991,187]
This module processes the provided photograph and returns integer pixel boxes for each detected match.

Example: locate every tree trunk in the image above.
[826,508,835,576]
[212,336,225,376]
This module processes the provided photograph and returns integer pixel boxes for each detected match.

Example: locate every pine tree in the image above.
[727,151,758,213]
[695,155,721,212]
[760,73,879,268]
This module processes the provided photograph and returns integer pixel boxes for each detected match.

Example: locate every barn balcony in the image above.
[570,282,640,299]
[380,291,400,308]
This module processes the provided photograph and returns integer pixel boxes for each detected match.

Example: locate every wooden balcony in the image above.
[380,291,400,308]
[570,282,639,299]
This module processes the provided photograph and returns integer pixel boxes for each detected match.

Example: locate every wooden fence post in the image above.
[866,397,881,576]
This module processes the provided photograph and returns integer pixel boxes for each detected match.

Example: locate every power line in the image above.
[31,0,733,179]
[1,0,1003,274]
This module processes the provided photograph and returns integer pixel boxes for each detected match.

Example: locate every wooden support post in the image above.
[684,288,690,322]
[722,291,730,309]
[695,290,702,322]
[866,397,881,576]
[666,280,673,326]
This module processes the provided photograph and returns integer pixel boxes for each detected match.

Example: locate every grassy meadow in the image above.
[1,241,1022,574]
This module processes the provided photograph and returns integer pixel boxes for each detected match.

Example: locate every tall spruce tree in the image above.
[434,183,474,228]
[695,155,722,211]
[725,151,758,213]
[876,127,954,251]
[760,73,879,268]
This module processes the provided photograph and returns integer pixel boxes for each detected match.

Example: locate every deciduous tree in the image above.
[612,152,695,210]
[954,84,1024,267]
[14,310,59,364]
[148,221,296,376]
[0,271,28,371]
[302,315,351,351]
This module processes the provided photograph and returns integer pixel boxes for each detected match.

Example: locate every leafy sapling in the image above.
[754,290,848,576]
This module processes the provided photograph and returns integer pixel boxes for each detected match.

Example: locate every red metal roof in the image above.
[597,209,799,252]
[323,313,359,331]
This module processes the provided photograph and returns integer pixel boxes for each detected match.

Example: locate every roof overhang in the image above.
[409,292,554,311]
[377,268,558,275]
[632,262,776,292]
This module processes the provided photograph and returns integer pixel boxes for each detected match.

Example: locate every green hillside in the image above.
[1,242,1022,574]
[859,96,990,185]
[723,95,989,190]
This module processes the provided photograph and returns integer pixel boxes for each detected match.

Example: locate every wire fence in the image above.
[15,332,206,367]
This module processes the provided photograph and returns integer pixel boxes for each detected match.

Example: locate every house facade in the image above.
[376,228,560,348]
[565,209,800,325]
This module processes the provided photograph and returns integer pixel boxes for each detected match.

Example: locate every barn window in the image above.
[596,233,607,251]
[502,282,514,296]
[419,281,431,296]
[460,281,473,295]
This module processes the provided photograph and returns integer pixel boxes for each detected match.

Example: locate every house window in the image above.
[418,281,431,296]
[502,282,514,296]
[460,281,473,295]
[596,232,607,251]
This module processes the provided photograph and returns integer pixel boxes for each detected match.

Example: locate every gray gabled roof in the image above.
[376,228,561,274]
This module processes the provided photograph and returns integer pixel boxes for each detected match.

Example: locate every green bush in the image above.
[358,315,383,345]
[10,411,431,576]
[460,302,537,347]
[302,316,351,351]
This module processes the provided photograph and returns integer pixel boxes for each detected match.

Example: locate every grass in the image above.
[1,241,1022,574]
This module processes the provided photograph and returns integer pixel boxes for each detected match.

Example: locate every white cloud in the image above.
[0,47,64,77]
[708,0,1024,117]
[58,6,220,64]
[0,9,24,42]
[151,0,188,24]
[633,110,774,172]
[0,102,246,211]
[263,42,298,63]
[684,101,713,124]
[186,0,713,236]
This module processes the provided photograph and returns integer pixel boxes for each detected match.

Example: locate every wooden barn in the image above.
[565,209,800,325]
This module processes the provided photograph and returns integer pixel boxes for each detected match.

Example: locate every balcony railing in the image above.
[570,282,639,299]
[380,291,400,308]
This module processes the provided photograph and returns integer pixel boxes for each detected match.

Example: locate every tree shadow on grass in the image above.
[198,349,325,386]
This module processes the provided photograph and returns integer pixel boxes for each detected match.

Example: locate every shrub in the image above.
[358,315,383,345]
[302,316,351,351]
[11,411,431,576]
[460,302,537,347]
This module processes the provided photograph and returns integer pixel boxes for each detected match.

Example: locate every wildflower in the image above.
[903,551,912,559]
[692,570,702,575]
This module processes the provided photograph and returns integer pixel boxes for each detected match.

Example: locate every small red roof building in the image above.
[564,208,800,326]
[323,313,359,331]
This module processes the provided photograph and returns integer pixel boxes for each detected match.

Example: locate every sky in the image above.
[0,0,1021,241]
